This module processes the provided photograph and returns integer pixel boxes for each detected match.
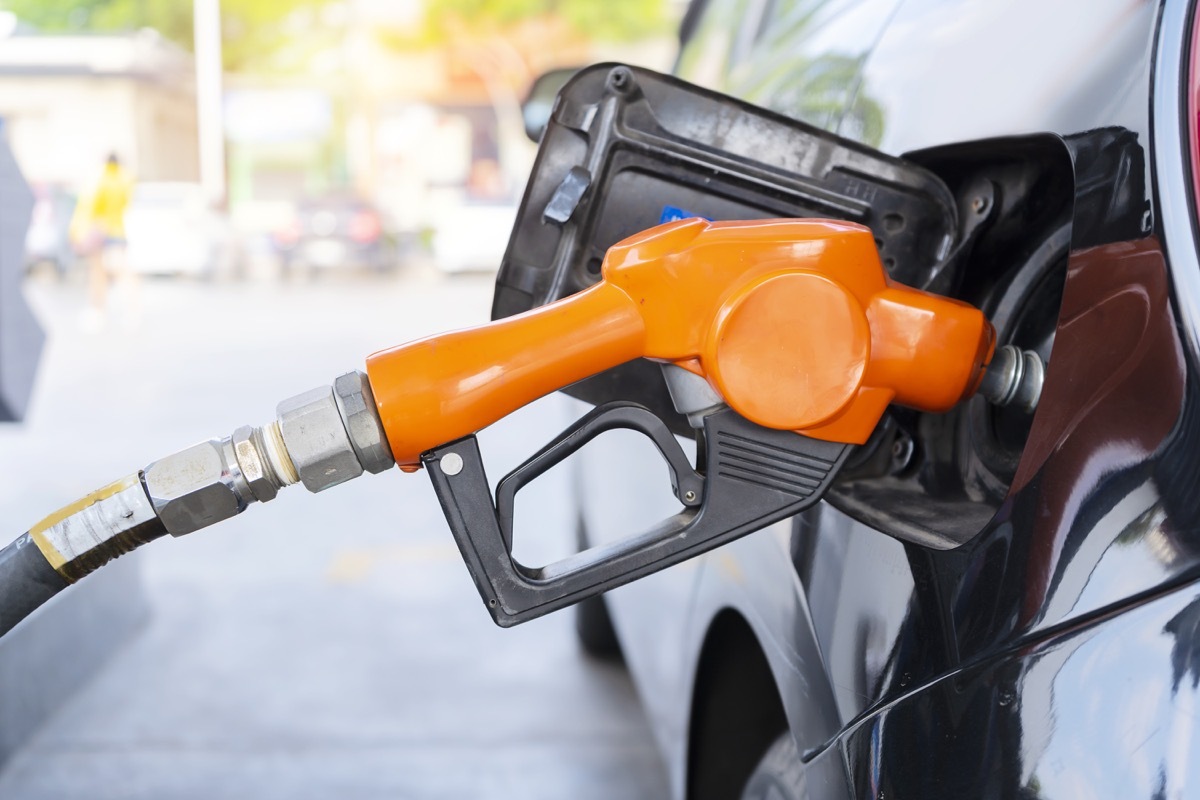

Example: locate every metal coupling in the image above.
[276,371,394,492]
[232,423,295,503]
[333,371,394,474]
[144,429,296,537]
[140,369,393,536]
[977,345,1045,413]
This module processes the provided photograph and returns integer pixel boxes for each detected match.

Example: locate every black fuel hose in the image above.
[0,533,68,637]
[0,472,169,640]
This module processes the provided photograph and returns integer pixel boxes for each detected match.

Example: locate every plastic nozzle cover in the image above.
[366,218,995,465]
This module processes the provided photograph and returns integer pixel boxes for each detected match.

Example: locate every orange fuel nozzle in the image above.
[366,218,995,468]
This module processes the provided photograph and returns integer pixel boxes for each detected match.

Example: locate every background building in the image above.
[0,29,199,187]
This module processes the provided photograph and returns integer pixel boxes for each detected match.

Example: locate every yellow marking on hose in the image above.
[28,475,140,572]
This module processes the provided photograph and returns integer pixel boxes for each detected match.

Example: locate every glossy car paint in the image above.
[573,0,1200,796]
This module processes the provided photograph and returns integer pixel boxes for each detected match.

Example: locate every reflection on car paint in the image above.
[840,580,1200,797]
[595,1,1200,797]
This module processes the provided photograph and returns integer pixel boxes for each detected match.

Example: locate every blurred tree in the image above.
[421,0,669,43]
[0,0,327,71]
[380,0,670,200]
[0,0,193,42]
[375,0,672,97]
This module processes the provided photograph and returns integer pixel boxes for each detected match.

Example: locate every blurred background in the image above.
[4,0,681,283]
[0,1,685,797]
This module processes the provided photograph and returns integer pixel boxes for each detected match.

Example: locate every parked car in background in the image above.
[23,182,75,277]
[528,1,1200,798]
[272,194,399,276]
[430,200,517,274]
[126,182,241,278]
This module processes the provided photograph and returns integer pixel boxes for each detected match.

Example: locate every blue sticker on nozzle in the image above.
[659,205,711,224]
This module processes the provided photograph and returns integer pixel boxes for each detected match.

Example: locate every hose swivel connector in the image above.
[143,437,276,537]
[276,371,394,494]
[144,371,394,537]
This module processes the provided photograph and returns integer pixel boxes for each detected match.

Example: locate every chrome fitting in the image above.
[232,425,283,502]
[144,439,256,536]
[277,385,364,493]
[333,371,394,474]
[977,345,1045,413]
[139,369,391,539]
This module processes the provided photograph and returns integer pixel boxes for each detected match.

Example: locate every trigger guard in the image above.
[495,401,703,553]
[423,404,849,627]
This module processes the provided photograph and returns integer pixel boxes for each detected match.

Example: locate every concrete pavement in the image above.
[0,268,669,799]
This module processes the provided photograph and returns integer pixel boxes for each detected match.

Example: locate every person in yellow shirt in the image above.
[70,154,135,329]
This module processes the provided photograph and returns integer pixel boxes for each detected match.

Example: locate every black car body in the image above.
[559,0,1200,796]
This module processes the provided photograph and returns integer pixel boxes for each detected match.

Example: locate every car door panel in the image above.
[568,1,1200,797]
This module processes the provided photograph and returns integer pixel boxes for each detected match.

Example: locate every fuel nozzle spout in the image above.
[976,344,1046,413]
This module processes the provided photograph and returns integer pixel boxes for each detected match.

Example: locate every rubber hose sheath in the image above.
[0,533,69,637]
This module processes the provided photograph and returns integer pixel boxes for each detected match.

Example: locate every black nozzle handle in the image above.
[426,402,849,627]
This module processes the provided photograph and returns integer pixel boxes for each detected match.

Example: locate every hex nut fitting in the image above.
[277,385,364,493]
[144,439,251,536]
[333,371,394,475]
[978,345,1045,413]
[232,425,279,502]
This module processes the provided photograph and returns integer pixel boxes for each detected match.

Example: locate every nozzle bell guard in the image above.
[366,218,995,626]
